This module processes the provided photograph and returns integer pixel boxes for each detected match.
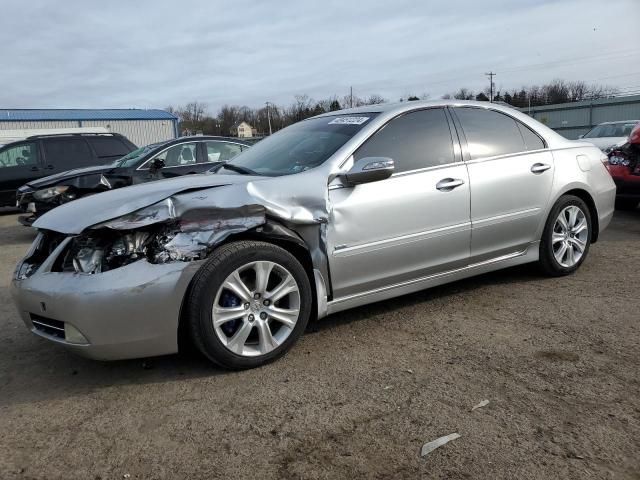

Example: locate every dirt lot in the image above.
[0,208,638,480]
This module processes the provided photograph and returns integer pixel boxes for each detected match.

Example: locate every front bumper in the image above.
[610,165,640,198]
[16,190,55,218]
[11,256,204,360]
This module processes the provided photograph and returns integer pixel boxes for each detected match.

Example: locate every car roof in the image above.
[596,120,640,125]
[165,135,251,145]
[312,99,572,148]
[312,99,526,116]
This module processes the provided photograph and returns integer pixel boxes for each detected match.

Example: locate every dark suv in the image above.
[0,133,136,207]
[16,136,251,224]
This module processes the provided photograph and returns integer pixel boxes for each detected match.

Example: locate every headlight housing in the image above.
[93,198,176,230]
[33,185,70,201]
[608,154,630,166]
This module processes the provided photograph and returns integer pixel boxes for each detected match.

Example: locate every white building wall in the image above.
[80,120,175,146]
[0,119,176,147]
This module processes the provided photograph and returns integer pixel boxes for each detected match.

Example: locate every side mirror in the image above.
[342,157,394,185]
[150,158,165,170]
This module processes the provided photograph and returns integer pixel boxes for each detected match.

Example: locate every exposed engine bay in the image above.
[59,205,266,274]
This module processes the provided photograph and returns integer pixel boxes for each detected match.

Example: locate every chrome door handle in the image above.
[436,178,465,191]
[531,163,551,174]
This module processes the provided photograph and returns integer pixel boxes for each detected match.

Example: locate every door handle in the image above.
[29,166,39,171]
[436,178,465,191]
[531,163,551,174]
[44,165,55,170]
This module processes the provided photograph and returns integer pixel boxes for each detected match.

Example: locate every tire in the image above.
[615,197,639,211]
[538,195,592,277]
[187,240,312,369]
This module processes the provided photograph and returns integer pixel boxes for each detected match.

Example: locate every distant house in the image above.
[230,121,256,138]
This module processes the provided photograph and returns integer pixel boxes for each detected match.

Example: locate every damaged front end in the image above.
[61,198,266,274]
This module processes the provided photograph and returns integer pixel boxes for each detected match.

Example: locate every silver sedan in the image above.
[11,101,616,369]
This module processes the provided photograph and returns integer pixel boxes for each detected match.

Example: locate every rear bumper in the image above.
[11,259,204,360]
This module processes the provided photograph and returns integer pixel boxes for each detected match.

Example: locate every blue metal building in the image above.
[0,109,179,146]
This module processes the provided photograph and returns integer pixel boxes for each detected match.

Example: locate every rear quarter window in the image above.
[88,137,132,158]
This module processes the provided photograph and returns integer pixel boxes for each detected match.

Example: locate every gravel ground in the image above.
[0,208,639,479]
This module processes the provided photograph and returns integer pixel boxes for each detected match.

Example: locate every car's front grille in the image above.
[30,314,65,339]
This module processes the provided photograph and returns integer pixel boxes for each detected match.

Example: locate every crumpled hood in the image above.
[26,164,115,189]
[581,136,626,151]
[33,173,262,234]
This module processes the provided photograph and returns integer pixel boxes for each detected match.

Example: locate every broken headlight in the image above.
[64,200,266,273]
[59,230,153,274]
[33,185,70,201]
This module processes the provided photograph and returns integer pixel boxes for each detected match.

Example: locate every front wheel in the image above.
[187,240,312,369]
[538,195,592,276]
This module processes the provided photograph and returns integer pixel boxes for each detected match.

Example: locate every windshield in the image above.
[584,122,638,139]
[113,143,162,167]
[221,114,378,176]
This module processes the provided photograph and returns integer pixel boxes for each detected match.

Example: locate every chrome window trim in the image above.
[462,148,550,166]
[390,161,464,178]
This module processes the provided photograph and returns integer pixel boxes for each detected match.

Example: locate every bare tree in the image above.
[365,94,386,105]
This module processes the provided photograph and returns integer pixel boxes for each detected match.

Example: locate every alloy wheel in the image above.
[552,205,589,268]
[212,261,301,357]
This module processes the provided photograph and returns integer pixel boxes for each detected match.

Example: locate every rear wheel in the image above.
[539,195,592,276]
[187,241,312,369]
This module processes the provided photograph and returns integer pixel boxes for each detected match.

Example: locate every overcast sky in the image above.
[1,0,638,113]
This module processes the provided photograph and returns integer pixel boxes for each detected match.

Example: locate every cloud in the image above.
[0,0,637,112]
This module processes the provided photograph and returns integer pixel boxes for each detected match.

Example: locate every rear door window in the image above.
[151,142,199,167]
[88,137,131,160]
[454,107,526,159]
[43,138,93,168]
[354,108,455,173]
[0,142,39,169]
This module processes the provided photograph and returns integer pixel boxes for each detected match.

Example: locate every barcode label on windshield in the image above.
[328,116,370,125]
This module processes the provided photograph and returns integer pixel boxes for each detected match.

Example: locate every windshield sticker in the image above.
[328,116,370,125]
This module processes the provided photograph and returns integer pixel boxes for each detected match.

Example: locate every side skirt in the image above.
[325,242,539,316]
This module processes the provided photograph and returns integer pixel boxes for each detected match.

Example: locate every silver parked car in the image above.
[579,120,640,153]
[12,101,616,369]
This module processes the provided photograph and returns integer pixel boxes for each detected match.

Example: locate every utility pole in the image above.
[485,71,496,102]
[350,86,353,108]
[265,101,272,135]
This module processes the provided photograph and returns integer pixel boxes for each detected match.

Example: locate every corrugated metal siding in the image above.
[522,95,640,139]
[0,109,176,121]
[0,119,176,146]
[81,120,176,146]
[0,120,80,130]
